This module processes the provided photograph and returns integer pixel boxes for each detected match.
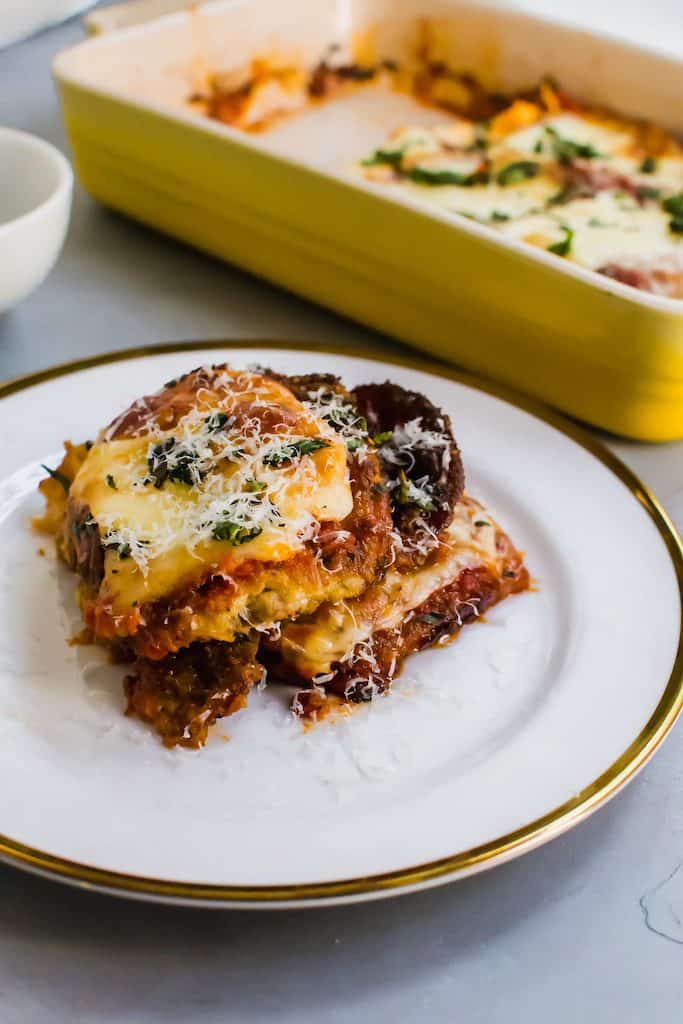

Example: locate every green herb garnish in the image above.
[205,411,231,432]
[637,185,660,200]
[663,193,683,217]
[262,438,329,467]
[662,193,683,234]
[639,156,657,174]
[164,378,178,389]
[346,437,365,453]
[547,225,574,257]
[396,469,436,511]
[244,479,267,493]
[361,147,404,168]
[408,166,489,186]
[211,517,263,545]
[372,431,393,445]
[322,404,366,433]
[417,613,446,625]
[106,474,117,490]
[496,161,539,186]
[545,126,600,163]
[147,438,206,488]
[41,464,70,493]
[490,210,510,222]
[549,181,580,207]
[474,520,490,527]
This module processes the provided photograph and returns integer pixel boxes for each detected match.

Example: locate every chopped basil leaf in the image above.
[533,138,544,154]
[41,464,70,493]
[408,166,489,186]
[396,469,436,511]
[547,225,574,257]
[346,437,365,452]
[205,411,231,432]
[262,438,329,467]
[545,126,600,162]
[372,431,393,445]
[361,147,404,168]
[639,156,657,174]
[244,478,267,492]
[663,193,683,218]
[105,474,117,490]
[322,404,366,433]
[548,181,580,206]
[496,160,539,186]
[490,210,510,221]
[662,194,683,234]
[211,517,263,545]
[637,185,660,200]
[147,438,206,488]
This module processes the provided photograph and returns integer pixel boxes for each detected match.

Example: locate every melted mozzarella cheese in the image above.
[278,498,499,677]
[500,190,683,269]
[70,370,353,612]
[358,109,683,280]
[494,113,634,160]
[405,172,558,222]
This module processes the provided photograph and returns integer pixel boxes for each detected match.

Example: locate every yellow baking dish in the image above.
[53,0,683,440]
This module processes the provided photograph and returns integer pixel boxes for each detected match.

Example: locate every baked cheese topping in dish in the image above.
[359,101,683,297]
[188,33,683,298]
[36,365,529,748]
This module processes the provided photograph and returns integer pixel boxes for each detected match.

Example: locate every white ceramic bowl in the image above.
[0,127,73,313]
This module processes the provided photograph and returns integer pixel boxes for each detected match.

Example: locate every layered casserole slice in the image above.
[264,379,529,715]
[36,364,528,747]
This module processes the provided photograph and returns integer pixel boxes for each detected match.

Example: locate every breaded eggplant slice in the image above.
[352,382,464,569]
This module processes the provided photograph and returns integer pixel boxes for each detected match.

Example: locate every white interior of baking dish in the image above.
[54,0,683,312]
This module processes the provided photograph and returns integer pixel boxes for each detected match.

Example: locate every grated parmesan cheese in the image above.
[69,368,354,612]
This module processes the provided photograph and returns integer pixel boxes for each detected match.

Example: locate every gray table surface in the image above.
[2,10,683,1024]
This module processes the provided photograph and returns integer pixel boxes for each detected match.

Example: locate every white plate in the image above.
[0,342,681,908]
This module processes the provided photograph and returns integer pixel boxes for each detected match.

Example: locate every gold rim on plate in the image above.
[1,339,682,906]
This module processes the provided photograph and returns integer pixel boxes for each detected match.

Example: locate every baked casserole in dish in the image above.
[54,0,683,439]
